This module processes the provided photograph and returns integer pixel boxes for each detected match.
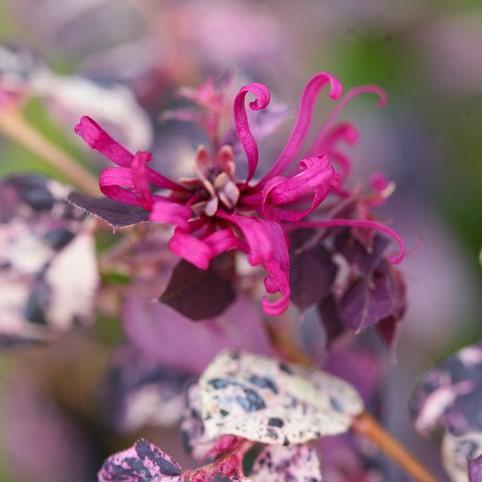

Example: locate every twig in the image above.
[0,107,99,195]
[352,412,437,482]
[268,321,437,482]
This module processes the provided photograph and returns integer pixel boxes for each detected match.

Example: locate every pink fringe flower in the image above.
[75,72,404,316]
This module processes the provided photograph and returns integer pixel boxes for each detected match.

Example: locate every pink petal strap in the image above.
[217,212,273,266]
[259,221,291,316]
[168,229,213,270]
[99,167,139,205]
[75,116,133,167]
[149,201,192,230]
[256,72,343,188]
[294,218,405,264]
[313,85,386,151]
[75,116,184,191]
[203,229,246,257]
[132,151,154,210]
[233,83,271,184]
[308,122,358,158]
[261,156,339,221]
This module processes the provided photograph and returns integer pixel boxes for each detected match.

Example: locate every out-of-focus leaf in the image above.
[324,338,384,407]
[410,341,482,436]
[319,433,387,482]
[250,444,322,481]
[33,72,153,151]
[102,346,193,433]
[442,431,482,482]
[68,192,150,228]
[98,439,182,482]
[199,350,363,445]
[123,294,275,375]
[289,229,337,310]
[469,455,482,482]
[160,254,236,321]
[0,175,98,347]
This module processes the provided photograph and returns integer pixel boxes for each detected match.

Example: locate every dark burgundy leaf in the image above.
[336,231,390,275]
[339,262,403,332]
[159,253,236,321]
[375,315,400,347]
[289,229,337,310]
[68,191,150,227]
[317,295,344,346]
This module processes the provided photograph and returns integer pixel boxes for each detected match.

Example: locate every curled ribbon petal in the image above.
[217,212,273,266]
[233,82,271,185]
[260,221,291,316]
[168,229,213,270]
[202,228,246,258]
[256,72,343,188]
[75,116,184,191]
[261,156,339,222]
[149,201,192,230]
[75,116,133,167]
[132,151,154,210]
[99,167,139,205]
[314,85,386,149]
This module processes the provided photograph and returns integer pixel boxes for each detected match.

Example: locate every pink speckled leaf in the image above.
[250,444,322,481]
[98,439,182,482]
[410,341,482,436]
[0,175,98,347]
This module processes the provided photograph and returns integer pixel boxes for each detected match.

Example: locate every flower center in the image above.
[190,145,240,217]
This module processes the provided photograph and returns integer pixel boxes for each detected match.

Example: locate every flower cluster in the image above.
[74,72,404,317]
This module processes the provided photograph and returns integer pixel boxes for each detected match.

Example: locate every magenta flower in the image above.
[74,72,404,316]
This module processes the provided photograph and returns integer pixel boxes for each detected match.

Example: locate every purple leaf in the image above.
[68,191,150,227]
[98,439,182,482]
[336,230,390,275]
[250,444,322,481]
[289,229,337,310]
[319,433,388,482]
[339,262,404,333]
[469,455,482,482]
[159,253,236,321]
[324,338,384,407]
[123,294,275,374]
